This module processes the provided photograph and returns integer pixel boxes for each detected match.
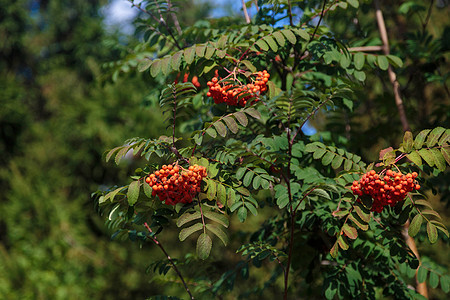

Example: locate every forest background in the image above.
[0,0,449,299]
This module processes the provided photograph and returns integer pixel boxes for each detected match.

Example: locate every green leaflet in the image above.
[203,210,229,228]
[281,29,296,44]
[150,59,161,77]
[255,40,269,51]
[427,222,438,244]
[377,55,389,70]
[263,36,278,52]
[206,224,228,246]
[137,59,152,72]
[353,52,365,70]
[179,223,203,241]
[408,214,423,237]
[197,233,212,260]
[184,46,195,64]
[177,211,202,227]
[127,180,140,206]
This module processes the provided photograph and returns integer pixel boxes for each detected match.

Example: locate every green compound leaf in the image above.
[177,211,201,227]
[197,233,212,260]
[427,222,438,243]
[203,210,229,228]
[127,180,140,206]
[206,223,228,246]
[179,223,203,241]
[408,214,423,237]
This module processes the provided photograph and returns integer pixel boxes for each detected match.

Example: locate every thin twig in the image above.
[348,46,383,52]
[288,0,293,26]
[374,0,410,132]
[143,222,195,299]
[254,0,259,12]
[167,0,183,36]
[241,0,251,24]
[283,94,295,300]
[422,0,434,32]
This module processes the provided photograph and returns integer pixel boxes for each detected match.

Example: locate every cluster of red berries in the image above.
[351,170,420,213]
[145,164,207,205]
[206,70,270,107]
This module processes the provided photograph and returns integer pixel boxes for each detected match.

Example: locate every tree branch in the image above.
[241,0,251,24]
[374,0,410,132]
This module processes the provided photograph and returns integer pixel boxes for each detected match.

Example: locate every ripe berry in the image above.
[146,163,207,206]
[206,70,270,107]
[351,169,420,213]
